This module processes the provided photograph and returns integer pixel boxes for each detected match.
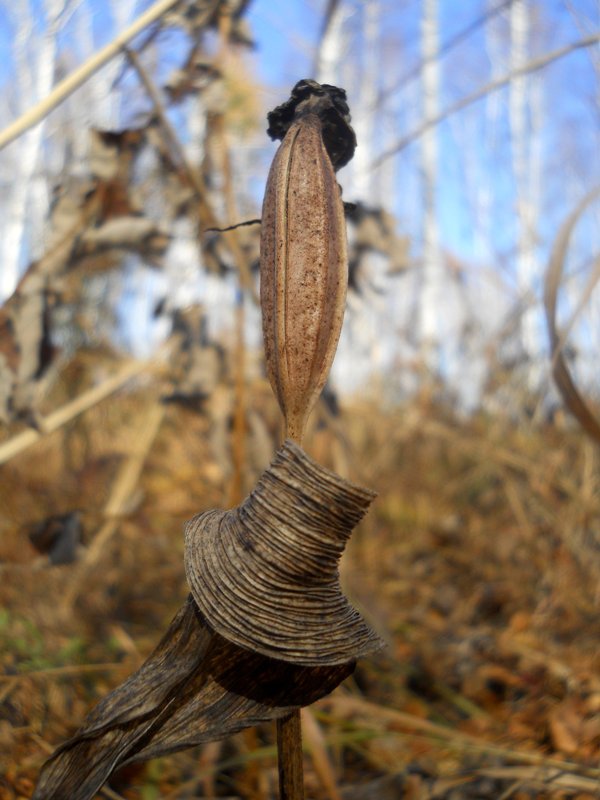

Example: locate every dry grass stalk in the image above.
[0,359,146,465]
[322,694,600,780]
[544,186,600,445]
[0,0,218,151]
[301,707,343,800]
[62,401,166,611]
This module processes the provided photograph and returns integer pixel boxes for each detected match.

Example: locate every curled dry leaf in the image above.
[185,439,383,665]
[34,596,354,800]
[544,187,600,445]
[34,442,382,800]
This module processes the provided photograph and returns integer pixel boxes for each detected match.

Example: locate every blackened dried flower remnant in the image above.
[267,79,356,170]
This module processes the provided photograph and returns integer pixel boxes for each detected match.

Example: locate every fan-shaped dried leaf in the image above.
[185,439,384,665]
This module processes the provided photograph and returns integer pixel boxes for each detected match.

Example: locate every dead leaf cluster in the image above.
[0,375,600,798]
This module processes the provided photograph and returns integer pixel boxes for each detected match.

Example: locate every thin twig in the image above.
[62,401,166,610]
[205,218,261,233]
[228,290,247,507]
[0,0,184,152]
[209,78,260,301]
[125,46,204,192]
[0,360,146,465]
[371,33,600,168]
[375,0,513,106]
[125,45,259,302]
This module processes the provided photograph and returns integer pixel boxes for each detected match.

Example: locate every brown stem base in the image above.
[276,710,304,800]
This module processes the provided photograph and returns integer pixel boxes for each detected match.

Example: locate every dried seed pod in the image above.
[260,111,348,442]
[185,439,384,665]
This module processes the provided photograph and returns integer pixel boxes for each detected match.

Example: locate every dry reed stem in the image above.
[229,294,248,516]
[301,707,342,800]
[62,401,165,610]
[126,44,258,301]
[477,766,600,795]
[0,0,219,151]
[277,711,304,800]
[323,694,600,780]
[260,83,357,800]
[544,187,600,445]
[0,360,146,465]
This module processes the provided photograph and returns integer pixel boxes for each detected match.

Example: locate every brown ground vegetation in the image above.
[1,372,600,799]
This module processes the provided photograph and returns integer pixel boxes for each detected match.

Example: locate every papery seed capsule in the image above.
[260,112,348,443]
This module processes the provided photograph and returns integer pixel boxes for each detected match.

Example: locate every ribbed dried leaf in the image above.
[185,439,383,665]
[33,596,353,800]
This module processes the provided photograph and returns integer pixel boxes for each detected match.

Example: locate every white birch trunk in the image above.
[351,0,379,204]
[315,1,352,85]
[509,0,541,382]
[418,0,442,371]
[0,0,65,299]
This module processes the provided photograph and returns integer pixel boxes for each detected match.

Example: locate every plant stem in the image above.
[0,359,146,465]
[276,425,306,800]
[277,710,304,800]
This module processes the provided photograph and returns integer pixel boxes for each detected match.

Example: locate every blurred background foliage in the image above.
[1,0,600,798]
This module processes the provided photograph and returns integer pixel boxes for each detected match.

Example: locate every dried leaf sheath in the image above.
[260,113,348,442]
[185,439,383,665]
[33,597,353,800]
[33,442,380,800]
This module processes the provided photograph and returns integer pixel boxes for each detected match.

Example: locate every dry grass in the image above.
[1,371,600,800]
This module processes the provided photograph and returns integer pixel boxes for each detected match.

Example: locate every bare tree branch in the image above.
[371,32,600,169]
[0,360,147,465]
[376,0,513,107]
[125,46,259,301]
[0,0,218,152]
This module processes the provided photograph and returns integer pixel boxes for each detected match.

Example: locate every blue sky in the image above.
[0,0,598,394]
[246,0,599,267]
